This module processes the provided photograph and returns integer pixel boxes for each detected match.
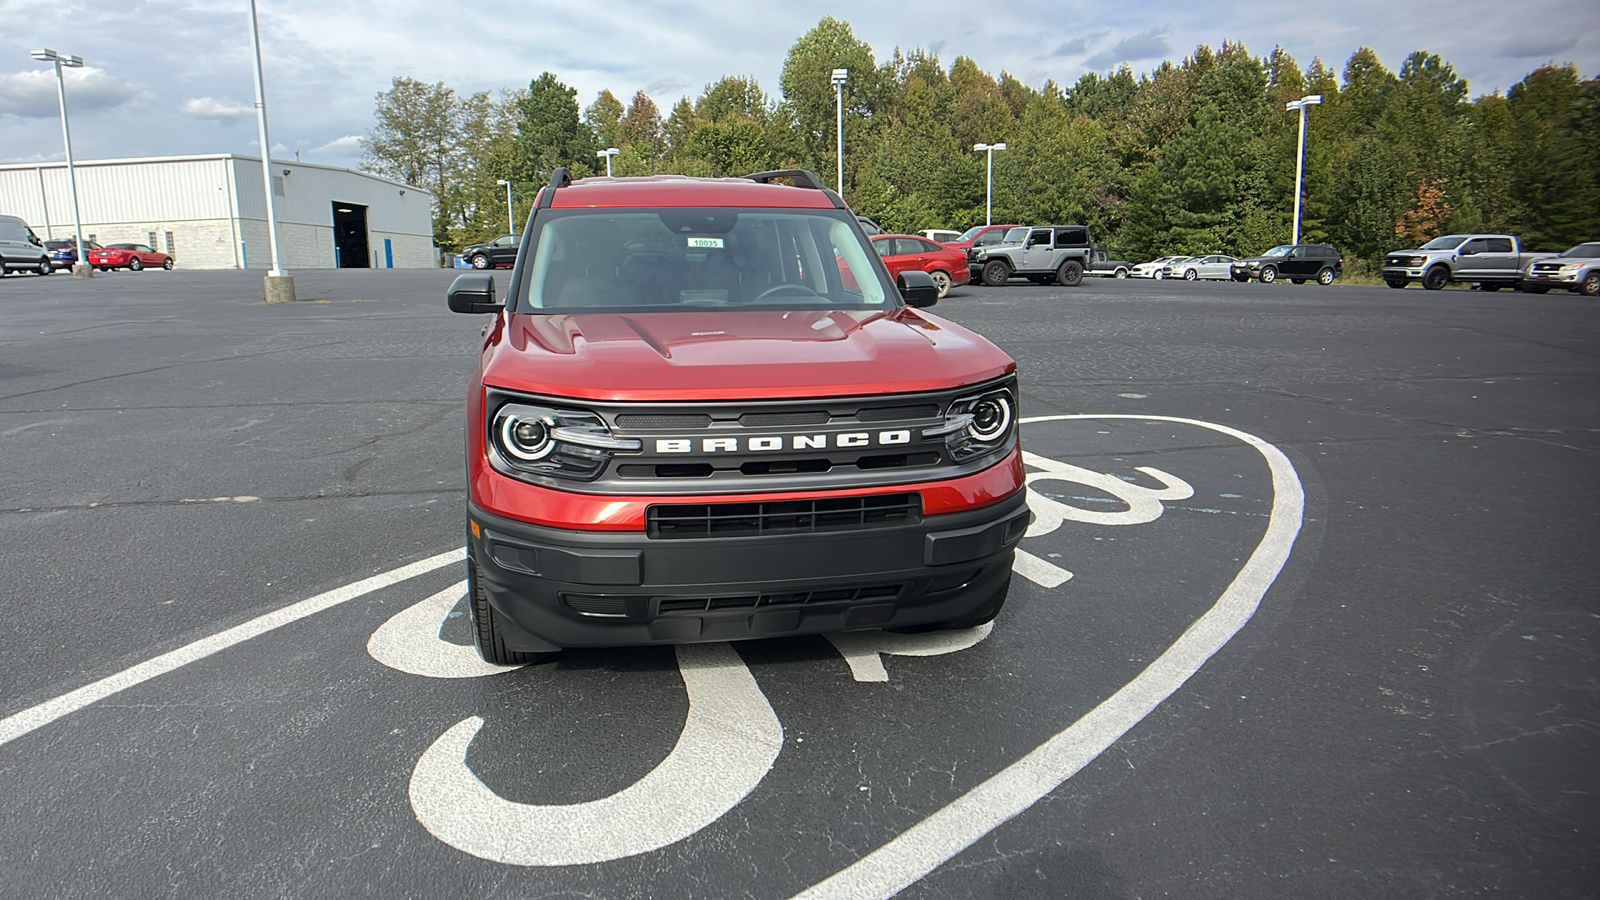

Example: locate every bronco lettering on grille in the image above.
[654,431,914,454]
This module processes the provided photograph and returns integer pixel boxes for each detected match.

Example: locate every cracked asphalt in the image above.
[0,269,1594,898]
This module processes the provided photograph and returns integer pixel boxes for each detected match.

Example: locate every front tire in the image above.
[1422,266,1450,291]
[129,257,144,271]
[467,559,553,666]
[981,260,1011,287]
[1259,265,1278,283]
[1056,259,1084,287]
[1581,272,1600,297]
[1184,268,1198,281]
[162,258,175,271]
[929,269,952,298]
[470,254,491,270]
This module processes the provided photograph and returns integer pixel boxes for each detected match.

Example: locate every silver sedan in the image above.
[1164,254,1238,280]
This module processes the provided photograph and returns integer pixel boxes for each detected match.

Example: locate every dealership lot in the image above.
[1,271,1595,898]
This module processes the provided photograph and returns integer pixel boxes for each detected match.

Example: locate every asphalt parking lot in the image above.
[1,268,1595,898]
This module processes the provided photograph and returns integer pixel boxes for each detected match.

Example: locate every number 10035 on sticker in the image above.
[687,237,725,249]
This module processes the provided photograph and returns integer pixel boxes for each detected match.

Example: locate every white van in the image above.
[0,215,53,276]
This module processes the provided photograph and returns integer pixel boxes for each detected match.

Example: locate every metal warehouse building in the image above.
[0,154,436,270]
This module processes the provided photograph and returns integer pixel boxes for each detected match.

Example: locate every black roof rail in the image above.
[537,167,573,209]
[743,169,847,209]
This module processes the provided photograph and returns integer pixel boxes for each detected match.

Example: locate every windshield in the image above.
[1561,243,1600,258]
[516,208,890,313]
[955,226,985,242]
[1420,235,1468,250]
[1260,246,1293,258]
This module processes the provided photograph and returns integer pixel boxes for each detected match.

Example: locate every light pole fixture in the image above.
[496,179,514,234]
[248,0,293,301]
[596,147,620,177]
[831,68,848,197]
[974,142,1007,226]
[30,48,91,278]
[1285,93,1322,245]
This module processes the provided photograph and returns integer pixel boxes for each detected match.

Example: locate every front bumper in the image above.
[468,489,1030,652]
[1524,271,1583,286]
[1382,267,1425,280]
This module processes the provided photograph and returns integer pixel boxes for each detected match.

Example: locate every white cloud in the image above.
[181,96,254,122]
[0,66,150,118]
[309,134,363,157]
[1084,27,1173,70]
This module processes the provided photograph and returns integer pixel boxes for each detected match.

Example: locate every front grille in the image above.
[1532,263,1562,273]
[647,493,921,539]
[616,413,713,429]
[857,404,939,422]
[655,582,905,614]
[740,410,829,427]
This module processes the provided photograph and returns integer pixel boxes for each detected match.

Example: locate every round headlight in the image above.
[500,415,552,460]
[968,396,1011,441]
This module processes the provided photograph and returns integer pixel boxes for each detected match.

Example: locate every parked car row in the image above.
[2,213,177,276]
[1127,245,1344,285]
[1383,234,1600,296]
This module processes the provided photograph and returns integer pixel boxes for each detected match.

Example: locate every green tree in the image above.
[515,72,596,184]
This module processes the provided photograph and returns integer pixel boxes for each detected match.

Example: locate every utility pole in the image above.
[249,0,294,302]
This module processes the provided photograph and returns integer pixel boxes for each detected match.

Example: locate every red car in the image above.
[442,168,1026,663]
[943,224,1024,255]
[871,234,971,298]
[89,243,174,272]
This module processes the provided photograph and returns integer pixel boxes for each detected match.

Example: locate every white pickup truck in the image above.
[1383,234,1535,291]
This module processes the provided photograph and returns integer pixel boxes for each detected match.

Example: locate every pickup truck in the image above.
[1383,234,1534,291]
[1088,247,1130,278]
[973,225,1094,287]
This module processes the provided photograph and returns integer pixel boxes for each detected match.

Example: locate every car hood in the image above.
[1238,256,1288,265]
[480,307,1015,402]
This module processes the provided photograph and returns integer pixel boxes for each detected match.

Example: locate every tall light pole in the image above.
[496,179,514,234]
[596,147,620,177]
[974,142,1007,226]
[831,68,848,198]
[30,49,91,278]
[1286,93,1322,245]
[248,0,293,301]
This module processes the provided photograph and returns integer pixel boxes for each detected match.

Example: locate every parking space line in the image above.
[1012,549,1073,587]
[0,549,463,749]
[792,415,1304,899]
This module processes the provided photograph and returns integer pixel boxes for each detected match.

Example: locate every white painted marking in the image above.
[792,414,1303,899]
[826,624,994,682]
[366,581,524,679]
[409,641,782,866]
[1011,549,1074,588]
[1024,455,1193,533]
[0,549,463,749]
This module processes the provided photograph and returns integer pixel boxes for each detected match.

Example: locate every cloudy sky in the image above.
[2,0,1596,168]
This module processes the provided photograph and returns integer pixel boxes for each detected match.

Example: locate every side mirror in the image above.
[447,272,502,314]
[897,270,939,308]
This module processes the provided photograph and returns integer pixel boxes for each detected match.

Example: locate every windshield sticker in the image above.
[687,237,725,249]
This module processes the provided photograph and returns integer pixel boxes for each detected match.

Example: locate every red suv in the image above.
[447,169,1029,663]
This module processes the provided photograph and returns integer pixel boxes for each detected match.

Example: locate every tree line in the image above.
[361,17,1599,263]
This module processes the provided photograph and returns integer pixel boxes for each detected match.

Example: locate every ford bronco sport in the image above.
[447,169,1030,663]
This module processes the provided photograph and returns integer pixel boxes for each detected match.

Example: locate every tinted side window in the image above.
[1461,239,1487,254]
[1289,246,1308,258]
[1054,228,1087,248]
[1487,238,1512,253]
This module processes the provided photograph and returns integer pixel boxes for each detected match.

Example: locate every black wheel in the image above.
[36,260,52,275]
[467,559,554,666]
[1422,266,1449,291]
[1056,259,1084,287]
[162,258,175,271]
[471,254,491,270]
[129,257,144,271]
[1184,268,1198,281]
[1581,272,1600,297]
[947,576,1010,630]
[1385,279,1407,289]
[981,260,1011,286]
[1317,267,1336,285]
[1259,265,1278,283]
[1291,278,1306,285]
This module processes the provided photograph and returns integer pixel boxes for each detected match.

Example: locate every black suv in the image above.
[461,234,521,269]
[1232,244,1343,284]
